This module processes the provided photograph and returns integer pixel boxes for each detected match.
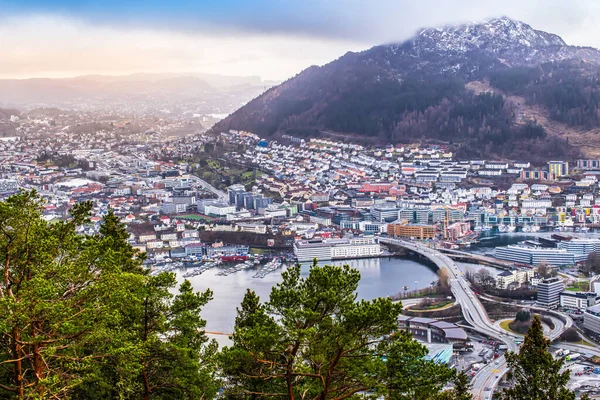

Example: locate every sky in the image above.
[1,0,600,81]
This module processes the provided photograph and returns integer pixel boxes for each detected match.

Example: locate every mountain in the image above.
[214,17,600,161]
[0,73,277,116]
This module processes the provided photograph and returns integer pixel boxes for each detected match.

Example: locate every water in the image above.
[456,261,502,277]
[472,229,600,255]
[174,257,438,334]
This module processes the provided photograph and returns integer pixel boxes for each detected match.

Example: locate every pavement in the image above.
[379,238,573,400]
[189,174,227,201]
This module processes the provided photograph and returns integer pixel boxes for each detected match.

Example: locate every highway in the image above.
[379,237,570,400]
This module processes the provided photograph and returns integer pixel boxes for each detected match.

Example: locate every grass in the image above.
[499,320,523,335]
[409,300,454,311]
[177,214,215,222]
[566,281,590,292]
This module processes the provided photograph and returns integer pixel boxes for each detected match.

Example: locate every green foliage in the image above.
[501,315,577,400]
[0,191,218,399]
[215,60,578,161]
[582,252,600,277]
[220,261,466,399]
[514,310,531,322]
[490,61,600,129]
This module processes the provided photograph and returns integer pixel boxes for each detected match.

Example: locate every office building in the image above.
[387,223,437,240]
[584,304,600,334]
[557,239,600,261]
[294,236,381,262]
[560,291,597,311]
[494,245,576,266]
[537,277,564,307]
[371,206,402,223]
[227,184,246,205]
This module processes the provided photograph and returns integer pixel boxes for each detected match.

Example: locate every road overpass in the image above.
[437,247,515,270]
[379,237,570,400]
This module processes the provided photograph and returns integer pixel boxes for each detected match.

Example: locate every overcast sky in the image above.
[1,0,600,80]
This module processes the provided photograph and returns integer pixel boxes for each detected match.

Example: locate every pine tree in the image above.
[220,262,465,399]
[501,315,576,400]
[0,192,219,399]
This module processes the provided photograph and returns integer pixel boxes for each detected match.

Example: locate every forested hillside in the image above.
[213,17,600,161]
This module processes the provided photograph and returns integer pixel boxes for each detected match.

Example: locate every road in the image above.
[380,238,570,400]
[189,174,227,201]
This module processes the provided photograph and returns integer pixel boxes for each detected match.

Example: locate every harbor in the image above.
[171,256,439,338]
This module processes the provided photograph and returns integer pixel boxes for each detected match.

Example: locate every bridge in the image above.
[379,237,571,400]
[436,248,516,270]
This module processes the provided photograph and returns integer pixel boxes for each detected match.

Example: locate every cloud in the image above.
[2,1,600,79]
[0,14,363,80]
[4,0,599,44]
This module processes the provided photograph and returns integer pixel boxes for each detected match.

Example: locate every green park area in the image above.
[565,280,590,292]
[177,214,215,222]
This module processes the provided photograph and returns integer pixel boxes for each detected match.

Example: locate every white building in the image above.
[584,304,600,334]
[204,203,236,217]
[560,291,597,311]
[294,237,381,262]
[495,269,535,289]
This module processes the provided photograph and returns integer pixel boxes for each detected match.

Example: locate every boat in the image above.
[216,260,255,276]
[253,258,283,279]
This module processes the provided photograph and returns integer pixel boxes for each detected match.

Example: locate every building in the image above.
[537,277,564,307]
[557,239,600,262]
[576,159,600,170]
[560,291,597,311]
[397,316,469,348]
[371,206,402,223]
[0,179,18,193]
[161,202,187,214]
[294,236,381,262]
[388,223,437,240]
[584,304,600,334]
[548,161,569,178]
[205,244,249,258]
[445,222,470,241]
[495,269,535,289]
[184,243,205,256]
[494,245,576,266]
[227,184,246,205]
[204,203,236,218]
[521,170,552,181]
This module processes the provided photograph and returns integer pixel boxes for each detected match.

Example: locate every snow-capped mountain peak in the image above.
[412,16,566,54]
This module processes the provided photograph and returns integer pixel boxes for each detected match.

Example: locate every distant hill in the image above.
[0,73,277,112]
[214,17,600,161]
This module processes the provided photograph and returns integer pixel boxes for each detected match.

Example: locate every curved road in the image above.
[380,238,571,400]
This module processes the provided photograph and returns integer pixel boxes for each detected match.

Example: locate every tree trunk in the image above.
[12,327,24,398]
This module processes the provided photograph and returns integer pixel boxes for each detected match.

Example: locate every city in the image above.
[3,112,600,397]
[4,1,600,399]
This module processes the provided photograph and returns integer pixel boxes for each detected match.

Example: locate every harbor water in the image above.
[174,256,439,336]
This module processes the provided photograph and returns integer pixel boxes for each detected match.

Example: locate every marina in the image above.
[216,260,257,276]
[252,258,282,279]
[172,256,439,336]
